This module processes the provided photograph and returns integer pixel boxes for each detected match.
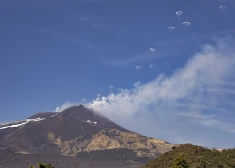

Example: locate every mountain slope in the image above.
[143,144,235,168]
[0,105,175,159]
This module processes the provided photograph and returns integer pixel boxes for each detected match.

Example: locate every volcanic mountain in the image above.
[0,105,175,160]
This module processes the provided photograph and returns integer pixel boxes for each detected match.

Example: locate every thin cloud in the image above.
[199,119,235,134]
[102,51,171,67]
[215,80,235,86]
[181,113,235,134]
[207,88,235,94]
[102,29,235,68]
[173,103,214,110]
[39,28,95,49]
[153,28,235,52]
[78,14,109,29]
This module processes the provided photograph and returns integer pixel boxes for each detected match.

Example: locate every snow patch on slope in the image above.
[75,117,98,125]
[51,114,58,118]
[0,117,46,130]
[86,120,92,124]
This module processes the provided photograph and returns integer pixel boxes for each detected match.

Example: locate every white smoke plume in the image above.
[56,36,235,148]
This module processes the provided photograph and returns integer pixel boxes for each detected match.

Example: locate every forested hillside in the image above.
[143,144,235,168]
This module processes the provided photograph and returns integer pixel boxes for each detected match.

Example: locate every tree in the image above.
[171,153,189,168]
[37,163,55,168]
[29,163,55,168]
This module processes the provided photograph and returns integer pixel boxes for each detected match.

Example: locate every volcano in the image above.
[0,105,175,162]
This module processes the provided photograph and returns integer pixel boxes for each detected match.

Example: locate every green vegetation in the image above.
[29,163,55,168]
[143,144,235,168]
[170,153,189,168]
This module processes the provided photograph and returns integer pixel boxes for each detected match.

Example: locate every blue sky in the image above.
[1,0,235,148]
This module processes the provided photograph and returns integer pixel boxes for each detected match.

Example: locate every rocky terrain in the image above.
[0,105,176,167]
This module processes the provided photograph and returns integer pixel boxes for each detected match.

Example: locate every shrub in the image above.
[29,163,55,168]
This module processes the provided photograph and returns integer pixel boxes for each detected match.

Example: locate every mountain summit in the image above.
[0,105,175,159]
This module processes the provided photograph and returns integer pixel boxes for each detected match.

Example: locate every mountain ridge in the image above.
[0,105,175,160]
